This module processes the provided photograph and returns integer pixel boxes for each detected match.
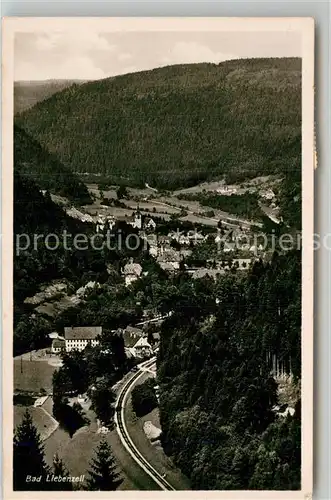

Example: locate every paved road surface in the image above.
[114,358,175,491]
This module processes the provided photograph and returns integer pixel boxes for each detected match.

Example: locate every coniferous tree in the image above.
[51,453,72,491]
[86,440,121,491]
[13,409,50,490]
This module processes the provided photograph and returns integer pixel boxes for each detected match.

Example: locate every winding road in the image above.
[114,357,175,491]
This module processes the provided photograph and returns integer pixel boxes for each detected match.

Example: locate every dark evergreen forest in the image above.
[157,251,301,489]
[16,58,301,190]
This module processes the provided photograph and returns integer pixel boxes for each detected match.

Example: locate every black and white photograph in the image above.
[2,17,314,499]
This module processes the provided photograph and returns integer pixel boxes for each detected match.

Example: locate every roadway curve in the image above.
[114,358,175,491]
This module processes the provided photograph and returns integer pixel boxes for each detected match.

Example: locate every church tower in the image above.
[133,207,142,230]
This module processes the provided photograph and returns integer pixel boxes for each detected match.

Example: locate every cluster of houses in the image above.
[260,188,276,202]
[49,324,159,359]
[216,185,238,195]
[96,210,157,233]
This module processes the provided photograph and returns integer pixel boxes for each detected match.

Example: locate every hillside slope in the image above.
[14,125,92,205]
[16,58,301,190]
[14,79,86,114]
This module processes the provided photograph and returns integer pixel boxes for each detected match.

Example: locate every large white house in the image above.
[64,326,102,352]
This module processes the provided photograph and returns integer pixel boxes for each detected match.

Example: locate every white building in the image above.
[64,326,102,352]
[130,210,142,230]
[122,327,152,358]
[144,217,156,231]
[216,186,238,195]
[123,259,143,286]
[96,214,116,233]
[261,188,275,201]
[51,338,66,354]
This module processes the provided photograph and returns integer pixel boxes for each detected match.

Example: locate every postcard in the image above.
[2,17,314,499]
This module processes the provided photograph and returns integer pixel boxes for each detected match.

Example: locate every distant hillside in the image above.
[16,58,301,190]
[14,125,92,205]
[14,79,86,114]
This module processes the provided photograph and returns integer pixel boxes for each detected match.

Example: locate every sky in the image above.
[14,30,301,81]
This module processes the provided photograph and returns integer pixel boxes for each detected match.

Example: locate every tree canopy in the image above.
[86,440,122,491]
[16,58,301,190]
[157,250,301,490]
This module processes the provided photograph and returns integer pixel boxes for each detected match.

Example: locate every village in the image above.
[13,175,295,491]
[11,25,307,491]
[17,180,281,377]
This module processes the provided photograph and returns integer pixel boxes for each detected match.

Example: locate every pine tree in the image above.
[86,440,121,491]
[51,453,72,491]
[13,409,50,490]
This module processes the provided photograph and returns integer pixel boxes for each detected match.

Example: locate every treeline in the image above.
[14,80,85,114]
[178,192,264,221]
[278,163,301,229]
[14,170,99,355]
[16,58,301,190]
[14,125,92,205]
[131,379,158,418]
[157,250,301,490]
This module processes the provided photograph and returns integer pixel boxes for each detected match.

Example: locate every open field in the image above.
[86,184,159,201]
[83,180,267,228]
[14,403,58,440]
[43,403,156,490]
[62,178,269,230]
[172,175,277,196]
[80,194,258,228]
[122,199,180,215]
[14,359,57,394]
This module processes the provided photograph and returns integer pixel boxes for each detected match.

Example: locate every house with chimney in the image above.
[64,326,102,352]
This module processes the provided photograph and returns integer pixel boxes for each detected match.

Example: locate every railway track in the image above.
[114,358,175,491]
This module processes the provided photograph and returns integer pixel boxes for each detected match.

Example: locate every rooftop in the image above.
[134,337,151,349]
[124,262,143,276]
[64,326,102,340]
[122,326,144,348]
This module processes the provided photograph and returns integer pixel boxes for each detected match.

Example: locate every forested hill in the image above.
[16,58,301,190]
[14,79,86,114]
[158,250,301,490]
[14,169,91,305]
[14,169,95,354]
[14,125,92,205]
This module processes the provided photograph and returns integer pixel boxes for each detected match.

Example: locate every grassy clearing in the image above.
[14,405,58,440]
[43,407,155,490]
[14,359,57,394]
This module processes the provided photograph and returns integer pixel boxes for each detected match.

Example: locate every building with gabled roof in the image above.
[122,326,152,358]
[64,326,102,352]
